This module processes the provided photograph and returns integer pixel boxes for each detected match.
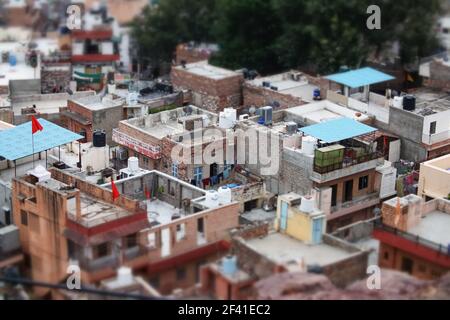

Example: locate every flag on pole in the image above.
[111,180,120,201]
[31,115,43,134]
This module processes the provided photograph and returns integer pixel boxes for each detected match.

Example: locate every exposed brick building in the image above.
[171,61,244,113]
[12,167,240,297]
[243,71,320,110]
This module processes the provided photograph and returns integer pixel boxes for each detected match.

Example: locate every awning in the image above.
[0,119,83,161]
[325,67,395,88]
[299,117,377,143]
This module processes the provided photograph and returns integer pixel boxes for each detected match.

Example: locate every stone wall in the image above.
[243,84,306,109]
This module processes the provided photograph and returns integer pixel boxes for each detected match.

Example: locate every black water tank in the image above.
[93,130,106,147]
[403,95,416,111]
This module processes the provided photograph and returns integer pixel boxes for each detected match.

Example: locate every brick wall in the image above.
[41,65,72,94]
[175,44,214,65]
[171,67,243,112]
[243,84,306,109]
[423,60,450,90]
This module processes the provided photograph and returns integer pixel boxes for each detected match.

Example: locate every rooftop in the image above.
[245,232,354,268]
[175,61,239,80]
[248,71,318,102]
[122,106,218,140]
[408,210,450,248]
[285,100,370,124]
[325,67,395,89]
[71,94,123,111]
[399,88,450,115]
[0,119,83,161]
[299,117,377,143]
[67,193,131,228]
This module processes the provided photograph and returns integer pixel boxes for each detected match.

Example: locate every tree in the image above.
[131,0,218,67]
[210,0,282,74]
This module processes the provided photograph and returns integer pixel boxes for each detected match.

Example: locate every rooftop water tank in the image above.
[299,196,315,213]
[393,96,403,108]
[204,190,220,207]
[127,157,139,172]
[8,54,17,67]
[217,186,232,204]
[221,255,238,276]
[93,130,106,147]
[403,95,416,111]
[219,108,236,129]
[301,136,316,155]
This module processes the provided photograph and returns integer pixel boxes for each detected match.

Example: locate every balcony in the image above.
[113,128,162,160]
[329,192,380,219]
[71,30,113,40]
[71,54,120,63]
[311,151,384,183]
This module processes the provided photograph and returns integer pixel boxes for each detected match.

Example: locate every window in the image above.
[172,163,178,178]
[429,121,436,135]
[384,251,389,260]
[331,184,337,207]
[29,213,40,234]
[358,175,369,190]
[176,223,186,241]
[176,267,187,281]
[194,166,203,184]
[443,28,449,34]
[20,210,28,226]
[143,157,149,166]
[94,243,110,259]
[125,233,138,248]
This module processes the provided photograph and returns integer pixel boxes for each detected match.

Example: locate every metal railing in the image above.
[314,151,382,174]
[373,219,450,256]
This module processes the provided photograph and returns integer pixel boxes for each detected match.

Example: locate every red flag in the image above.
[31,116,43,134]
[111,180,120,201]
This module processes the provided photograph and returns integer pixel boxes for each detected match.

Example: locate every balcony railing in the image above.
[314,151,382,174]
[112,128,162,160]
[373,219,450,256]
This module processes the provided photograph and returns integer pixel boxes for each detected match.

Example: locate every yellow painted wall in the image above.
[418,154,450,199]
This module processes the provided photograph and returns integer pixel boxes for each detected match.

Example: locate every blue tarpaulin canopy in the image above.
[299,118,377,143]
[325,67,394,89]
[0,119,83,161]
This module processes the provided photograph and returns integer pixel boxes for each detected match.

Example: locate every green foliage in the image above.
[148,103,179,114]
[132,0,218,65]
[133,0,443,74]
[210,0,283,74]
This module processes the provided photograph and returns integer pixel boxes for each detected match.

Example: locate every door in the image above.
[331,185,337,207]
[343,179,353,202]
[280,201,288,231]
[401,257,414,274]
[312,218,324,244]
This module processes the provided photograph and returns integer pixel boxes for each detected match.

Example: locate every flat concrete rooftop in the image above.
[175,61,239,80]
[67,193,131,228]
[408,210,450,247]
[399,88,450,115]
[248,72,318,102]
[245,232,353,267]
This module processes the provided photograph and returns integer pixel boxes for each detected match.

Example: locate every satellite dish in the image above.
[249,106,256,115]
